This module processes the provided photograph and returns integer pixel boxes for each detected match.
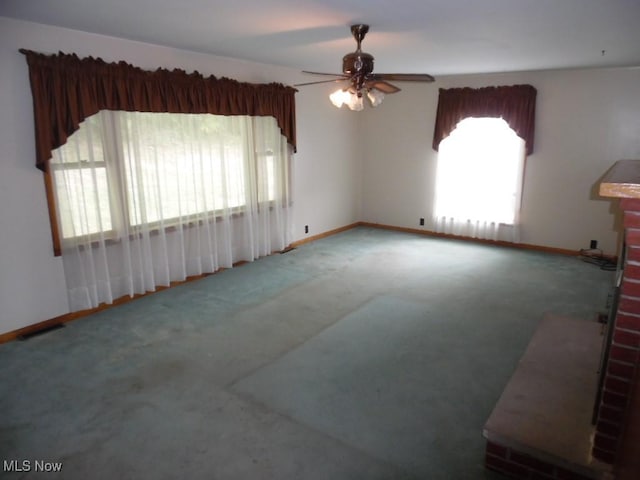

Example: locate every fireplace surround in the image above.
[592,159,640,477]
[482,160,640,480]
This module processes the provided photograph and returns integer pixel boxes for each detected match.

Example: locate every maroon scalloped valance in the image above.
[20,49,298,172]
[432,84,537,155]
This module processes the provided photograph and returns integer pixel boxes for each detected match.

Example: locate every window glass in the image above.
[50,111,284,240]
[434,117,524,226]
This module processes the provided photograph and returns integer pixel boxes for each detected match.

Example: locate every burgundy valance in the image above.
[432,84,537,155]
[20,49,298,172]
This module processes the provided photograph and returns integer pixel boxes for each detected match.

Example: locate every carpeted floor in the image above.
[0,227,614,479]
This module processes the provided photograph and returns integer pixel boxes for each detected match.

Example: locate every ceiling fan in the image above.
[295,24,435,110]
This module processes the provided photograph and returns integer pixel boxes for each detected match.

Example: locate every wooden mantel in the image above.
[600,159,640,199]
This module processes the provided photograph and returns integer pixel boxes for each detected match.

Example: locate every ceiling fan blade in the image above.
[302,71,350,78]
[365,80,401,94]
[294,78,349,87]
[371,73,435,83]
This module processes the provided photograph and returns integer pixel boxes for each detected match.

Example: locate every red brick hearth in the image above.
[486,441,599,480]
[482,315,611,480]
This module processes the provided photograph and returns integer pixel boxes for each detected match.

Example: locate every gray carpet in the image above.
[0,227,614,479]
[232,294,503,478]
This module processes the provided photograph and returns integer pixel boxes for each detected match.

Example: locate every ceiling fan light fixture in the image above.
[367,89,385,107]
[329,88,365,111]
[329,87,383,110]
[347,93,364,111]
[329,88,351,108]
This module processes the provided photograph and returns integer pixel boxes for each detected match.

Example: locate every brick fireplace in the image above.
[591,160,640,477]
[482,160,640,480]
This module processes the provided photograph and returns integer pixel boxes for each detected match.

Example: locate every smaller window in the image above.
[433,117,525,239]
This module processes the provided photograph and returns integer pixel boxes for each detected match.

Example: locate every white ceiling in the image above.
[2,0,640,78]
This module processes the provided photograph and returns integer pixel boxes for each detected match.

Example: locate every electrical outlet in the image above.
[419,218,425,226]
[305,225,309,234]
[590,239,598,249]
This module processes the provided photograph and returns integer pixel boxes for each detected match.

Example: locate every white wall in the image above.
[294,81,363,237]
[361,68,640,254]
[0,17,361,335]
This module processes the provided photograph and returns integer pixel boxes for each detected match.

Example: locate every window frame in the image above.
[43,111,287,256]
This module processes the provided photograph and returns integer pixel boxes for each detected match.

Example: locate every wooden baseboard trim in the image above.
[0,268,233,345]
[0,221,601,345]
[290,222,360,247]
[358,222,584,257]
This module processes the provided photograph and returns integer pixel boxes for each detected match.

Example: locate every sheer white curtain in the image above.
[433,117,525,242]
[51,111,292,311]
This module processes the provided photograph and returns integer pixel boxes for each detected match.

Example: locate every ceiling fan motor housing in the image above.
[342,52,374,75]
[343,51,374,94]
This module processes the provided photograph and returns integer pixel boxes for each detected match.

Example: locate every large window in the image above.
[49,110,292,312]
[51,111,286,241]
[433,117,525,241]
